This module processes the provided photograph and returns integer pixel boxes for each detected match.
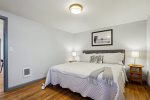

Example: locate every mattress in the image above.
[44,62,126,100]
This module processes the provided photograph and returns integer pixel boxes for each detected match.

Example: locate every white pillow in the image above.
[80,53,124,64]
[102,53,124,64]
[80,54,94,62]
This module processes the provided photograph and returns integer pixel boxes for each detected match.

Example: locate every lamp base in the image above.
[133,58,136,64]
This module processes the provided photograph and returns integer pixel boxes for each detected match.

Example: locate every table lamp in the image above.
[131,51,139,64]
[72,51,77,61]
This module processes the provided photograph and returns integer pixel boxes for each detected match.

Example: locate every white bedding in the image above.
[44,62,126,100]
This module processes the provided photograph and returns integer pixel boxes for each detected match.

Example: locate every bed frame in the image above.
[83,49,125,65]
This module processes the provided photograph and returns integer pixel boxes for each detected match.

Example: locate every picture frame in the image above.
[92,29,113,46]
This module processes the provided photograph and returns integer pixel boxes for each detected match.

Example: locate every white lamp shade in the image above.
[72,51,77,57]
[132,51,139,58]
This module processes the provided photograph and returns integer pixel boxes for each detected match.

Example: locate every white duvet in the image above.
[43,62,126,100]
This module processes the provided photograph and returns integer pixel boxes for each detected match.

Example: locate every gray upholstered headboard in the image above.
[83,49,125,65]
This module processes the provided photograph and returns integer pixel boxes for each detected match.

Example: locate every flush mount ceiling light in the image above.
[69,4,83,14]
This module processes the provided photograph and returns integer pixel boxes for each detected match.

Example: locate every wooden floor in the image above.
[124,82,150,100]
[0,72,3,93]
[0,80,149,100]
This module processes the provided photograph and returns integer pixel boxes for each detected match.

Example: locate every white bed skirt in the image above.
[44,68,125,100]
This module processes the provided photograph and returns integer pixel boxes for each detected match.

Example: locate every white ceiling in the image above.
[0,0,150,34]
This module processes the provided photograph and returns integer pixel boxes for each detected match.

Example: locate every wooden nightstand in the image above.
[128,64,143,84]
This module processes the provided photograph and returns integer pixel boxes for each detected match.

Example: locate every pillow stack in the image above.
[80,53,124,65]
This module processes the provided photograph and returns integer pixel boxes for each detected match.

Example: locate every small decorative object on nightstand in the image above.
[69,60,76,63]
[128,64,143,84]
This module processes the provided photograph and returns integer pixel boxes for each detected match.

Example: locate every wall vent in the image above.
[23,68,31,77]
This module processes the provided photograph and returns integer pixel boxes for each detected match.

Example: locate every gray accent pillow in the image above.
[90,56,98,63]
[97,56,103,64]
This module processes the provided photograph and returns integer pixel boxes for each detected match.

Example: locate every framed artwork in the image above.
[92,29,113,46]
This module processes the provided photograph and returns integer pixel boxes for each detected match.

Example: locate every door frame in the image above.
[0,15,8,92]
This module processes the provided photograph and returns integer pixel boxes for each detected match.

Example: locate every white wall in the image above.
[147,16,150,86]
[0,19,3,59]
[74,21,147,79]
[0,10,73,88]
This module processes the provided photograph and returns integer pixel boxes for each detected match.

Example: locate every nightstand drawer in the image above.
[130,72,142,75]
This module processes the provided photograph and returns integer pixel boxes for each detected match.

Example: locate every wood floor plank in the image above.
[124,82,150,100]
[0,80,149,100]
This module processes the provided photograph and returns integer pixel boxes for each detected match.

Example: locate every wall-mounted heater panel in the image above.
[23,68,31,77]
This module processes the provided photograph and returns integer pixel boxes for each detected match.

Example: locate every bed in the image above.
[43,50,127,100]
